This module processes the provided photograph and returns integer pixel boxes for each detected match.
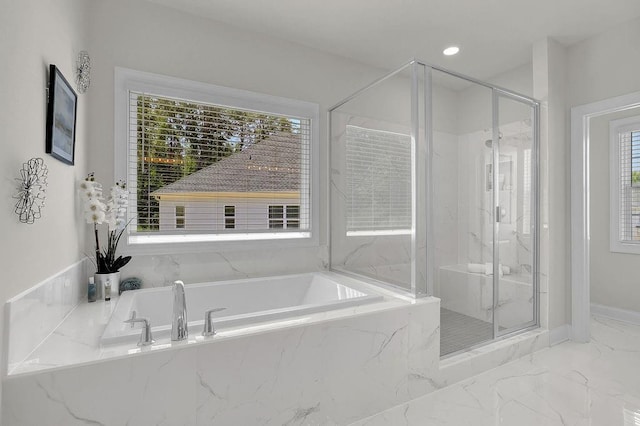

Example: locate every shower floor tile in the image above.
[440,308,493,356]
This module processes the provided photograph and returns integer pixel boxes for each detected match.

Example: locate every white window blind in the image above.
[128,91,311,240]
[345,125,411,233]
[618,129,640,243]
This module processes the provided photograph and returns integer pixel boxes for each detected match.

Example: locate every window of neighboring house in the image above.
[269,205,284,229]
[175,205,185,229]
[224,205,235,229]
[610,116,640,254]
[287,205,300,229]
[269,205,300,229]
[115,68,319,249]
[345,125,411,236]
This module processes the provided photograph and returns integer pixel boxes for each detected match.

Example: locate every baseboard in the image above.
[549,324,570,346]
[591,303,640,326]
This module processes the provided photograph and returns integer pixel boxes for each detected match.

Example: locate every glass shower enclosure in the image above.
[329,60,539,356]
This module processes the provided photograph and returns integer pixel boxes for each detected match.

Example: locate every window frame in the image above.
[609,115,640,254]
[224,205,236,230]
[114,67,320,254]
[175,205,186,229]
[268,204,300,229]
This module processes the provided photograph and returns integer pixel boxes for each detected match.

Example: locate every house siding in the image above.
[159,197,299,231]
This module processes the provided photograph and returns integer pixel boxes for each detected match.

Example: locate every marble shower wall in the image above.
[330,112,415,291]
[329,111,458,295]
[432,131,461,279]
[456,120,534,274]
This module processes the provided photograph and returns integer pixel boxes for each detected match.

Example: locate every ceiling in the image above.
[146,0,640,81]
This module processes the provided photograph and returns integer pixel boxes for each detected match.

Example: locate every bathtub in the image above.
[101,272,384,345]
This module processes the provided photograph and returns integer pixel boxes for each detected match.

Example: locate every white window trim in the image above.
[114,67,320,254]
[609,115,640,254]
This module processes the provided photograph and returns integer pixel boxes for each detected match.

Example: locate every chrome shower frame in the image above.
[328,59,540,336]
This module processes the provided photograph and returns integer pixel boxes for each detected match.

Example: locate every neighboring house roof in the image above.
[153,132,301,195]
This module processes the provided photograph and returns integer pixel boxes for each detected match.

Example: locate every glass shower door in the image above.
[431,68,496,356]
[493,91,538,336]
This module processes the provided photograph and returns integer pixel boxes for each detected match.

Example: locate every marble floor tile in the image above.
[351,316,640,426]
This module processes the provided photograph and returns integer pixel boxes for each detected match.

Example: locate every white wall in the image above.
[589,108,640,312]
[566,17,640,317]
[85,0,394,286]
[0,0,89,298]
[456,63,533,135]
[533,38,568,331]
[0,0,89,410]
[568,17,640,107]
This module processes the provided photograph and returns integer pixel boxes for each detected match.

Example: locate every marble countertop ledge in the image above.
[7,287,429,377]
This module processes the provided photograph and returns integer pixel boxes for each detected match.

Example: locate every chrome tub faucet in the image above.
[171,280,188,341]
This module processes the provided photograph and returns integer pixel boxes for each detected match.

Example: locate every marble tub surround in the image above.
[351,316,640,426]
[3,265,553,425]
[3,294,441,425]
[5,258,89,373]
[7,272,409,375]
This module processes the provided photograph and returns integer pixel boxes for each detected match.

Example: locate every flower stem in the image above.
[94,224,101,273]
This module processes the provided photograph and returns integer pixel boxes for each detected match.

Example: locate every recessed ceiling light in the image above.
[443,46,460,56]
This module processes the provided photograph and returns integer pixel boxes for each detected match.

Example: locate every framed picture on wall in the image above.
[45,64,77,165]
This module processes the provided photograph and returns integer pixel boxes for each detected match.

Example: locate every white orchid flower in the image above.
[79,174,131,274]
[85,198,106,214]
[85,210,106,224]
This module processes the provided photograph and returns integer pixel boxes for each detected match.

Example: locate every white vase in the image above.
[94,271,121,301]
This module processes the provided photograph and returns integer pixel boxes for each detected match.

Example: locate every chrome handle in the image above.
[202,308,227,336]
[128,310,137,329]
[123,317,155,346]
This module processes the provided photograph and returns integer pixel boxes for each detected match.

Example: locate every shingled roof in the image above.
[154,132,301,195]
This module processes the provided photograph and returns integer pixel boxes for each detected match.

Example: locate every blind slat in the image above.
[345,125,411,232]
[129,91,311,235]
[619,130,640,242]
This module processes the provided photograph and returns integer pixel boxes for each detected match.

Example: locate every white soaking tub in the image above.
[101,272,384,345]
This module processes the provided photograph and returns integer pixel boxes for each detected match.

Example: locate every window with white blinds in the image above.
[115,69,318,246]
[617,129,640,242]
[610,116,640,253]
[345,125,411,235]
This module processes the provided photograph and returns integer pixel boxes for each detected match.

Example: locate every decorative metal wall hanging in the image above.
[76,50,91,94]
[14,158,48,224]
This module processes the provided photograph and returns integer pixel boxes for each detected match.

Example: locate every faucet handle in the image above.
[123,317,155,346]
[128,310,137,329]
[202,308,227,336]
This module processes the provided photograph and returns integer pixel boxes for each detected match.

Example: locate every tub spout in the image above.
[171,280,188,341]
